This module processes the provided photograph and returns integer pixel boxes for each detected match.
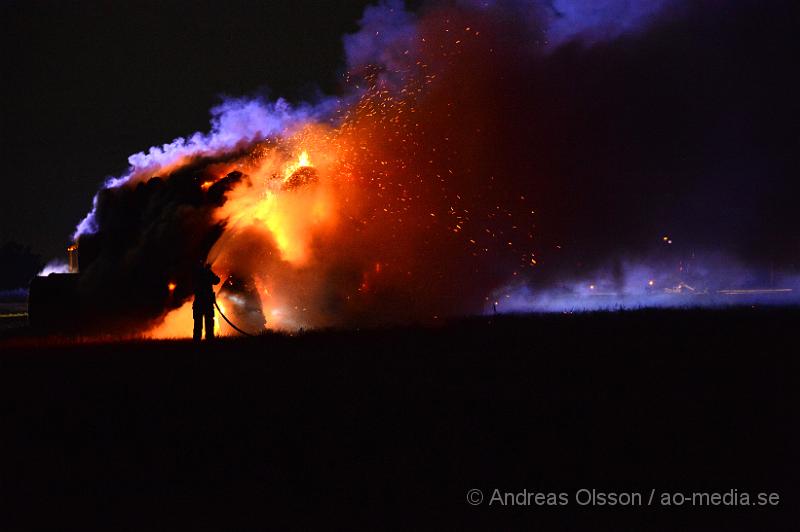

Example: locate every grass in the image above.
[1,306,798,531]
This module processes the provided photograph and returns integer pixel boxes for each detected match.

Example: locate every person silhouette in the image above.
[192,261,221,341]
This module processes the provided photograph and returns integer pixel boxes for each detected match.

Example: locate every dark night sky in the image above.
[1,0,376,258]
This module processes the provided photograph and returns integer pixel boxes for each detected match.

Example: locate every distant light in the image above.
[589,284,595,290]
[167,282,176,292]
[648,280,655,286]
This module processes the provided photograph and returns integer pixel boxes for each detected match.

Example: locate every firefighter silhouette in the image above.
[192,262,221,340]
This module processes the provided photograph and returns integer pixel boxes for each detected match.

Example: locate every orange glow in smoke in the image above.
[147,137,342,338]
[148,301,193,339]
[213,146,335,266]
[142,22,544,338]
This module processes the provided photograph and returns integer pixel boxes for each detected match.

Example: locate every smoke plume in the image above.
[69,0,799,334]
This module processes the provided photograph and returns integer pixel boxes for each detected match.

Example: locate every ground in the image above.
[1,307,798,531]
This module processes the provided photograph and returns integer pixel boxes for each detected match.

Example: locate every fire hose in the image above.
[213,299,257,337]
[211,279,264,337]
[204,257,262,336]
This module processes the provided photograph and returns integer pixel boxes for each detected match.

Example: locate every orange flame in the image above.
[283,150,312,181]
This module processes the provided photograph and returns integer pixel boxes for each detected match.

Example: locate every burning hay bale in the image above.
[40,0,798,336]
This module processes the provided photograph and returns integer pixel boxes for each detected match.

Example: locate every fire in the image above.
[134,12,543,338]
[147,301,193,339]
[63,0,800,339]
[67,243,79,273]
[147,296,224,339]
[214,301,224,336]
[212,142,334,266]
[147,136,343,338]
[142,83,526,336]
[282,150,312,181]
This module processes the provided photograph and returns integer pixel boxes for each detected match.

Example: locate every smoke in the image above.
[445,0,682,46]
[38,260,69,277]
[492,253,800,313]
[74,97,322,237]
[70,0,799,334]
[344,0,418,73]
[541,0,680,45]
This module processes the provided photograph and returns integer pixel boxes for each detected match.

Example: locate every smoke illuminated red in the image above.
[143,45,539,336]
[66,0,799,338]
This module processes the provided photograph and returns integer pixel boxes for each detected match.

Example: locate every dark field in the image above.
[1,308,798,531]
